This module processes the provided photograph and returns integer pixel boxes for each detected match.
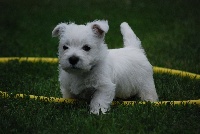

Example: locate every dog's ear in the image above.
[52,23,67,38]
[90,20,109,37]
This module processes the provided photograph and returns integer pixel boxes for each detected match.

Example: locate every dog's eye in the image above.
[63,45,69,50]
[82,45,91,51]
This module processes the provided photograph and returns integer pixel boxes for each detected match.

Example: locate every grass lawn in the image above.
[0,0,200,133]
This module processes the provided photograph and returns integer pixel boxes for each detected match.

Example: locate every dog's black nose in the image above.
[69,56,79,65]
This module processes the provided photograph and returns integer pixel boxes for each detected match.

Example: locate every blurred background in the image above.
[0,0,199,73]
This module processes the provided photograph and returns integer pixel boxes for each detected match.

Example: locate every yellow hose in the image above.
[153,66,200,79]
[0,91,199,106]
[0,57,199,79]
[0,57,58,63]
[0,57,200,105]
[0,91,75,103]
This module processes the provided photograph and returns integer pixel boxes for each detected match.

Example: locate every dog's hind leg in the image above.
[137,78,159,102]
[120,22,141,48]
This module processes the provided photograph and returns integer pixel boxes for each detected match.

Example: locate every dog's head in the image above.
[52,20,109,73]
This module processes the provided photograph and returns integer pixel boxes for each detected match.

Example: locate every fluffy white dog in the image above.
[52,20,158,114]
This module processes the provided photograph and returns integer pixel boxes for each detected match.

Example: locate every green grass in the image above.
[0,0,200,133]
[1,97,199,134]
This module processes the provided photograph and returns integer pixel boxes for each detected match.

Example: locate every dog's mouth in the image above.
[70,63,95,71]
[70,65,76,69]
[62,66,82,74]
[61,62,95,74]
[70,65,81,70]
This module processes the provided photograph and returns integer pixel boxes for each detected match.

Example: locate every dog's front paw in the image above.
[90,101,110,115]
[90,107,108,115]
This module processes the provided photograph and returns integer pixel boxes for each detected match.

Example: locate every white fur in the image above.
[52,20,158,115]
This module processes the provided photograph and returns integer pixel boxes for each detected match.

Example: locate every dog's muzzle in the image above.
[69,56,79,65]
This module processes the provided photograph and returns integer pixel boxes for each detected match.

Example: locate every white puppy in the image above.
[52,20,158,114]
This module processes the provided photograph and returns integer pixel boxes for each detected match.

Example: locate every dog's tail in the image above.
[120,22,141,48]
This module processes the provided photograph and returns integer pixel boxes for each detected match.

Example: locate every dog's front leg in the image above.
[90,83,116,115]
[60,86,73,99]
